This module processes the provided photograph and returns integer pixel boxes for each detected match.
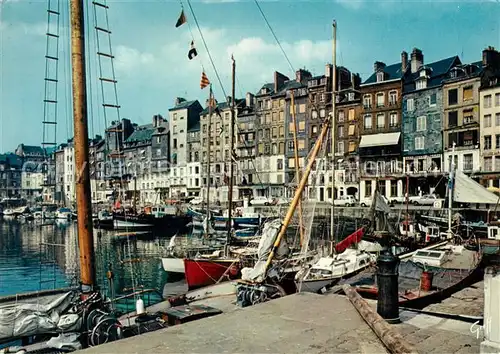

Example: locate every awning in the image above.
[359,132,400,148]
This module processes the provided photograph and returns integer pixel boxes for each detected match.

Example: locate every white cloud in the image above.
[113,27,332,97]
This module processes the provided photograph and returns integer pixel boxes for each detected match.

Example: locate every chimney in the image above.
[245,92,255,108]
[351,73,361,89]
[482,46,500,68]
[175,97,186,106]
[410,48,424,73]
[401,51,408,73]
[274,71,289,92]
[374,61,386,73]
[295,69,312,83]
[325,64,333,78]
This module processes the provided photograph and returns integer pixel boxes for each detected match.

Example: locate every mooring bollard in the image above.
[376,248,400,324]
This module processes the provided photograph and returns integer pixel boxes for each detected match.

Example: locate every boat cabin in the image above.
[412,250,449,267]
[488,226,500,240]
[425,226,440,243]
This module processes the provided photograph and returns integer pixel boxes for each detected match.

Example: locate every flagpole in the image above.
[205,85,213,237]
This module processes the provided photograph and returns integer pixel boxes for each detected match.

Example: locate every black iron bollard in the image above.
[376,248,400,324]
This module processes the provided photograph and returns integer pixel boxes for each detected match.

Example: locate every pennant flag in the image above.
[200,71,210,89]
[188,41,198,60]
[175,10,187,28]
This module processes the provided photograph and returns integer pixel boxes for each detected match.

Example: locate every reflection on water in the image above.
[0,218,181,304]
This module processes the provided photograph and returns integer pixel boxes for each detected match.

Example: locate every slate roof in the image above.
[187,121,200,132]
[200,98,245,115]
[125,124,155,144]
[273,80,305,97]
[363,62,404,85]
[169,99,199,111]
[255,83,274,96]
[0,153,22,168]
[17,144,44,156]
[403,56,461,93]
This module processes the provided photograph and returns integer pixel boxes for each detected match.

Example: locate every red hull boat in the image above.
[183,258,240,290]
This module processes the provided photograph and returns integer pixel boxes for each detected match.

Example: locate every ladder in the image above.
[92,0,124,183]
[41,0,61,203]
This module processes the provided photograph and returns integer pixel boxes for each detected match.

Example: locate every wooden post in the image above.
[290,91,305,247]
[226,57,236,250]
[205,86,213,237]
[70,0,96,289]
[343,285,418,354]
[330,20,337,251]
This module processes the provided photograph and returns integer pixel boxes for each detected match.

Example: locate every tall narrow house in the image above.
[442,61,483,173]
[402,48,461,195]
[358,56,405,201]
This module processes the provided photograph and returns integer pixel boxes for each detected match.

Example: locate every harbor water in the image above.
[0,217,187,309]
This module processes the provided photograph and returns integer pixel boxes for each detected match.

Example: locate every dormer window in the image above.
[260,88,267,95]
[416,79,427,90]
[419,70,427,78]
[348,92,355,101]
[376,72,384,82]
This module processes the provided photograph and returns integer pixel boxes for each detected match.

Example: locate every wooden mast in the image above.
[290,91,305,246]
[262,114,331,276]
[69,0,96,290]
[205,85,213,237]
[226,56,236,250]
[330,19,337,253]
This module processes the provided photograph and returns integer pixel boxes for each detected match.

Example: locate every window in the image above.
[416,116,426,131]
[407,98,414,112]
[348,109,355,121]
[496,93,500,107]
[173,139,177,149]
[337,142,344,154]
[463,154,473,171]
[272,112,278,122]
[485,135,492,150]
[311,125,318,135]
[496,113,500,126]
[319,109,326,118]
[365,182,372,197]
[496,134,500,150]
[279,111,284,121]
[225,136,229,145]
[298,121,305,132]
[173,113,177,120]
[484,114,492,128]
[485,157,493,172]
[288,141,294,151]
[272,127,278,138]
[348,92,355,101]
[299,104,306,113]
[448,111,458,127]
[279,126,284,137]
[429,93,437,106]
[377,114,385,128]
[279,142,285,154]
[277,159,283,170]
[448,89,458,105]
[288,123,295,133]
[312,110,318,119]
[173,125,177,134]
[463,109,474,124]
[463,86,473,101]
[416,79,427,90]
[272,143,277,154]
[338,111,345,122]
[390,113,398,127]
[320,93,326,102]
[376,93,384,107]
[289,158,295,168]
[338,126,344,138]
[376,72,384,82]
[298,139,305,150]
[348,124,355,136]
[389,91,397,105]
[484,95,492,108]
[265,114,271,124]
[363,95,372,108]
[415,136,424,150]
[348,141,356,152]
[280,99,285,107]
[311,93,316,102]
[364,115,372,129]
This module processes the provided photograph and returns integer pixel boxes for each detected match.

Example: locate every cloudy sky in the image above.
[0,0,499,153]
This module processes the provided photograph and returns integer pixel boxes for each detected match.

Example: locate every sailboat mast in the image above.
[226,57,236,247]
[290,91,305,246]
[330,20,337,250]
[447,142,456,238]
[69,0,96,289]
[205,85,213,237]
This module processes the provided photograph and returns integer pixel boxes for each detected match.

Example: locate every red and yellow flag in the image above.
[200,71,210,89]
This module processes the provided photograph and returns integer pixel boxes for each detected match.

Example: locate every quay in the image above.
[82,291,480,353]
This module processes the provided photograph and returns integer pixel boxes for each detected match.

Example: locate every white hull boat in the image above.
[161,257,185,274]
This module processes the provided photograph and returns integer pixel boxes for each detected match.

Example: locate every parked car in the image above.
[189,197,204,206]
[273,197,292,205]
[412,194,444,206]
[250,196,274,206]
[332,195,357,207]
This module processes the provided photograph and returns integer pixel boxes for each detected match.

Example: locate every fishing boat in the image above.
[295,227,380,293]
[55,207,72,219]
[337,242,483,309]
[112,211,191,234]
